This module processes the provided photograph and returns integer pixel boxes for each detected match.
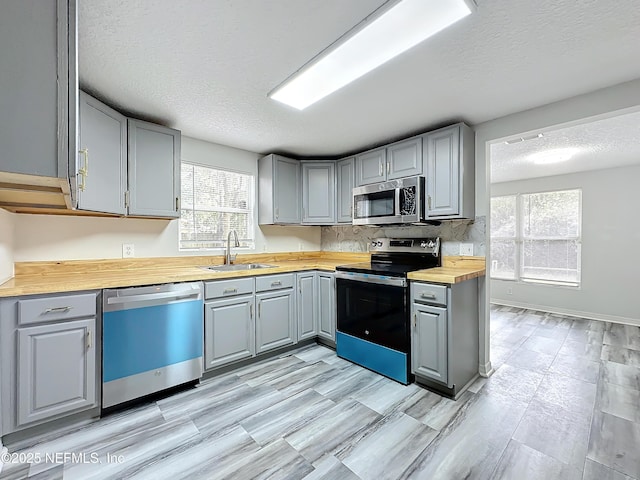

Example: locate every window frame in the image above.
[490,188,582,287]
[179,161,256,251]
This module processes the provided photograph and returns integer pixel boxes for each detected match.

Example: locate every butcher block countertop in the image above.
[0,253,485,297]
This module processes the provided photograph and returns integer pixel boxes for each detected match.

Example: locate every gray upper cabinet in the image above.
[411,303,448,384]
[425,123,475,219]
[0,0,75,180]
[302,162,335,224]
[317,272,336,342]
[336,157,355,223]
[127,119,181,218]
[255,289,296,354]
[297,272,317,341]
[387,137,422,180]
[17,319,96,426]
[355,148,386,186]
[259,154,301,225]
[77,92,127,215]
[204,294,255,370]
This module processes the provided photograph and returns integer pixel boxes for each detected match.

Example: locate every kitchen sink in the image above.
[200,263,277,272]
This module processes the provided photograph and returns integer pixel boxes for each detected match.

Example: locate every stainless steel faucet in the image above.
[225,230,240,264]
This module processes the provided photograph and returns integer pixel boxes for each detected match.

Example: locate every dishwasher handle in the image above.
[104,283,203,310]
[107,290,199,305]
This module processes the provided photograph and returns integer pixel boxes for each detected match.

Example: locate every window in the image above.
[180,163,255,250]
[490,189,581,286]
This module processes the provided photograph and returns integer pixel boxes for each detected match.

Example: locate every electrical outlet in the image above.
[459,243,474,256]
[507,287,513,295]
[298,242,304,251]
[122,243,134,258]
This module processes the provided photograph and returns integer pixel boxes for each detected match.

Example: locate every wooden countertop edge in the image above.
[0,254,486,297]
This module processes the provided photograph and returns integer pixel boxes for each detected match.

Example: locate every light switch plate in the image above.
[459,243,474,256]
[122,243,135,258]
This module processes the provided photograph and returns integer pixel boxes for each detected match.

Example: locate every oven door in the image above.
[335,272,409,353]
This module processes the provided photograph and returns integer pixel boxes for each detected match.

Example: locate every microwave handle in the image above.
[395,188,401,216]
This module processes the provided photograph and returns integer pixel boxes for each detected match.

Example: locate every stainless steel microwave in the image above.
[352,176,425,225]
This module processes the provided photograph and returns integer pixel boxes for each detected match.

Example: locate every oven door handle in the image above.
[335,271,407,287]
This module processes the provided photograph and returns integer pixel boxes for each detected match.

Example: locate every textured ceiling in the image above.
[490,110,640,183]
[79,0,640,157]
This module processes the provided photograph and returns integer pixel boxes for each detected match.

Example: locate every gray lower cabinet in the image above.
[317,272,336,342]
[301,161,336,224]
[336,157,355,223]
[412,303,448,384]
[204,294,255,369]
[0,0,75,179]
[258,154,301,224]
[0,291,99,435]
[127,119,181,218]
[424,123,475,219]
[410,280,479,398]
[255,288,296,354]
[297,272,318,340]
[77,91,127,215]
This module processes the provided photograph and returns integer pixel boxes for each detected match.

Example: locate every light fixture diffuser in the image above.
[529,148,580,165]
[269,0,475,110]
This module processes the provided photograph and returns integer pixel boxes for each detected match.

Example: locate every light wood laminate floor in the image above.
[2,305,639,479]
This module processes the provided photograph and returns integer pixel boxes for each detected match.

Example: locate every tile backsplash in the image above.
[321,216,486,256]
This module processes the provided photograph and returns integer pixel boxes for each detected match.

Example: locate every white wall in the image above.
[0,209,14,283]
[474,77,640,375]
[491,165,640,324]
[12,136,321,262]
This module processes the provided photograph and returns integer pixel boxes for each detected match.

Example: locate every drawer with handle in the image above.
[18,293,98,326]
[205,278,254,299]
[412,282,448,307]
[255,273,295,292]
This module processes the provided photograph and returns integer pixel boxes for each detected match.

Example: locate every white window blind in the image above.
[490,189,581,286]
[180,163,255,250]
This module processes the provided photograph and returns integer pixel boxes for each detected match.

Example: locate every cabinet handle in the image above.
[275,208,279,220]
[413,313,417,328]
[176,197,180,211]
[44,306,72,314]
[86,330,92,349]
[78,148,89,191]
[223,288,238,294]
[124,191,130,209]
[271,281,282,287]
[258,303,261,318]
[420,293,437,300]
[387,162,391,174]
[428,195,432,210]
[379,162,383,177]
[250,304,253,318]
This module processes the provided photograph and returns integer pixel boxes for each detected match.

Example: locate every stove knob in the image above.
[428,241,435,248]
[371,241,377,249]
[420,241,428,248]
[376,241,383,247]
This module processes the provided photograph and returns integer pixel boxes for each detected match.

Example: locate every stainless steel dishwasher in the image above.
[102,282,203,409]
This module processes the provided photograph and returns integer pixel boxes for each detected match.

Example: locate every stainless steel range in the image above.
[335,238,441,384]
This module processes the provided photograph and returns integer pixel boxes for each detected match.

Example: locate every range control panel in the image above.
[369,237,440,255]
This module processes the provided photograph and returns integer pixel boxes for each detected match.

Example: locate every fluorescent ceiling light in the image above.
[529,148,580,165]
[269,0,475,110]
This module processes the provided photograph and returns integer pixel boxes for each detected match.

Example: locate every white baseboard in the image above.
[479,361,494,377]
[490,298,640,327]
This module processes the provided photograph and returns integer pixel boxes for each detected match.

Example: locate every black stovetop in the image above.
[336,252,441,278]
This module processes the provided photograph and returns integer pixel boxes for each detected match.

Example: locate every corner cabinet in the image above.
[77,92,127,215]
[336,157,355,223]
[355,136,423,186]
[302,161,336,224]
[410,279,479,399]
[259,154,301,224]
[0,292,99,435]
[127,119,181,218]
[425,123,475,220]
[297,272,318,340]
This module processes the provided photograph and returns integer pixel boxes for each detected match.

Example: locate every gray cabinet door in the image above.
[302,162,335,224]
[0,0,74,178]
[297,273,317,341]
[274,156,301,224]
[336,157,355,223]
[355,148,386,186]
[255,289,295,354]
[17,318,96,426]
[204,295,254,370]
[425,125,460,217]
[412,303,448,384]
[317,273,335,341]
[77,92,127,215]
[387,137,423,180]
[127,119,180,218]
